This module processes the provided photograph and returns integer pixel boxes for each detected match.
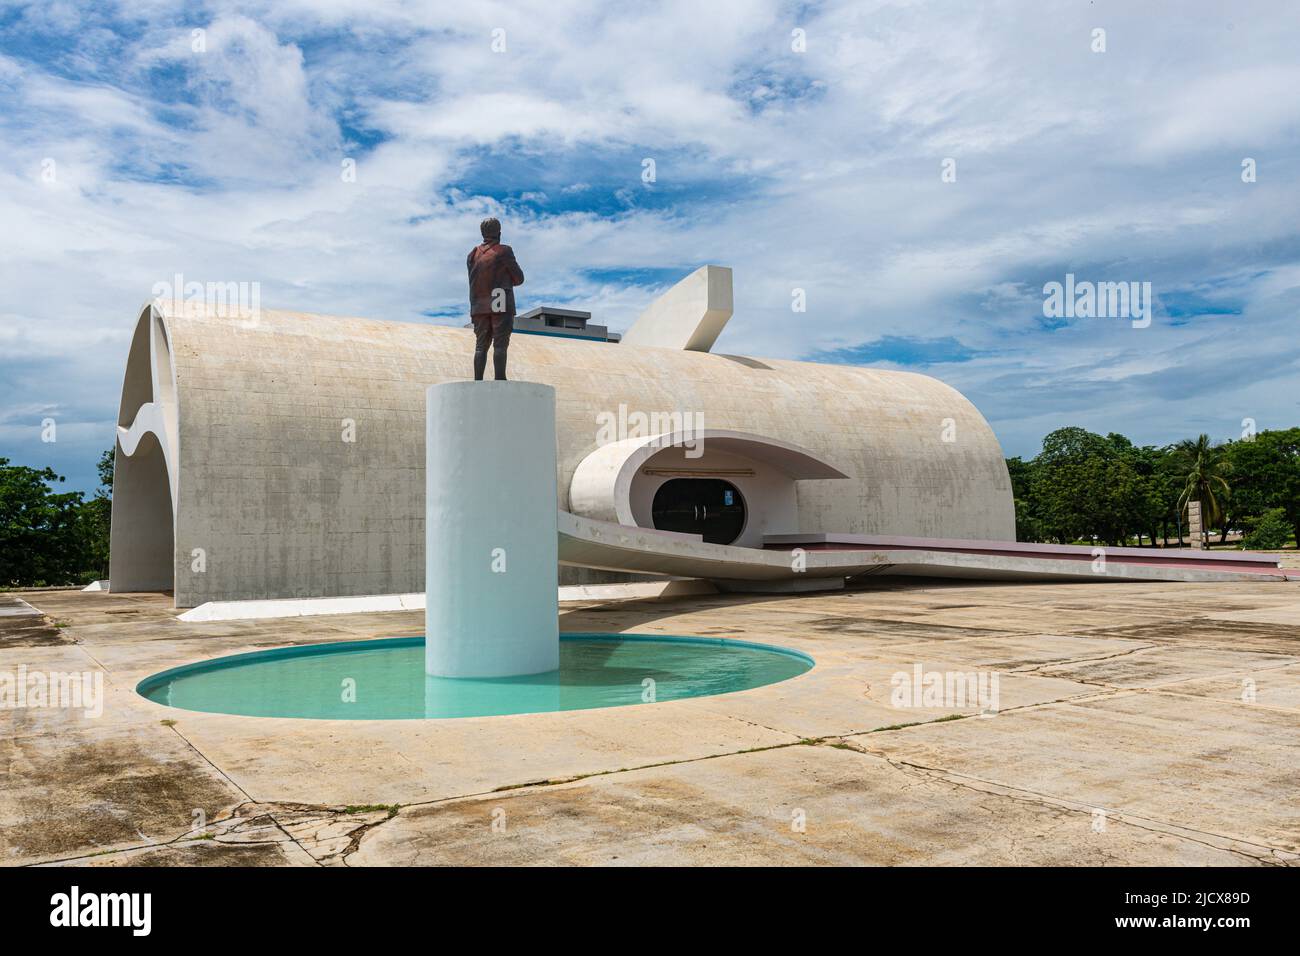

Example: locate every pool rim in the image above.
[135,631,816,704]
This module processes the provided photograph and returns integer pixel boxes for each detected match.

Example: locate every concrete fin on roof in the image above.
[620,265,733,351]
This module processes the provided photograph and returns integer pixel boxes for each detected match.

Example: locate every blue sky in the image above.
[2,0,1299,494]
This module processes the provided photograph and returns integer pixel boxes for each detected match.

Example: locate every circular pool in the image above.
[137,633,813,720]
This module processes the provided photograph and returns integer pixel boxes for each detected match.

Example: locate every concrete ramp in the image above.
[558,513,1292,585]
[180,518,1291,621]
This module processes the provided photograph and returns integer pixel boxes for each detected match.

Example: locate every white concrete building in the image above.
[111,266,1018,607]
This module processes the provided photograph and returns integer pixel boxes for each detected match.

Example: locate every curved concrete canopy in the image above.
[569,429,850,527]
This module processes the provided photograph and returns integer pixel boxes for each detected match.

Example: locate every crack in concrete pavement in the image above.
[160,723,324,866]
[832,743,1297,866]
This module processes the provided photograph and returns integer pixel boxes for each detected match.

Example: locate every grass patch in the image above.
[870,721,922,733]
[493,779,552,792]
[869,713,971,733]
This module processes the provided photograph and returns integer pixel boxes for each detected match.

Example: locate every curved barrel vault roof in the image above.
[111,299,1015,607]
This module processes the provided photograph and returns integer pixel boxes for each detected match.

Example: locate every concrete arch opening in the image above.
[109,305,177,594]
[109,430,174,592]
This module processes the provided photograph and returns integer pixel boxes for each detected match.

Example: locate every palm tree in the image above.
[1172,435,1232,547]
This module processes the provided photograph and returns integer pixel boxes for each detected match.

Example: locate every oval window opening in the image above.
[651,478,746,545]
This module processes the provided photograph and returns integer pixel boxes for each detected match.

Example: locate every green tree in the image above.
[1104,433,1169,546]
[1225,428,1300,545]
[82,448,114,580]
[1149,447,1186,545]
[1027,427,1147,546]
[1031,427,1103,544]
[97,447,114,489]
[1242,508,1291,551]
[0,459,88,586]
[1171,435,1232,547]
[1005,455,1042,541]
[0,450,114,587]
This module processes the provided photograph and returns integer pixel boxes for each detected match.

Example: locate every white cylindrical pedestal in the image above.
[425,381,559,678]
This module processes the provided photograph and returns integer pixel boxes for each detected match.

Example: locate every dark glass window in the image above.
[651,479,746,545]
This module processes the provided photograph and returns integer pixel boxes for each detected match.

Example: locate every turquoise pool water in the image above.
[137,633,813,720]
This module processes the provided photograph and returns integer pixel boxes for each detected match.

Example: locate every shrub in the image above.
[1242,508,1291,551]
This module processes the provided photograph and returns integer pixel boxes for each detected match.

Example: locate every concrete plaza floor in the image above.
[2,578,1298,866]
